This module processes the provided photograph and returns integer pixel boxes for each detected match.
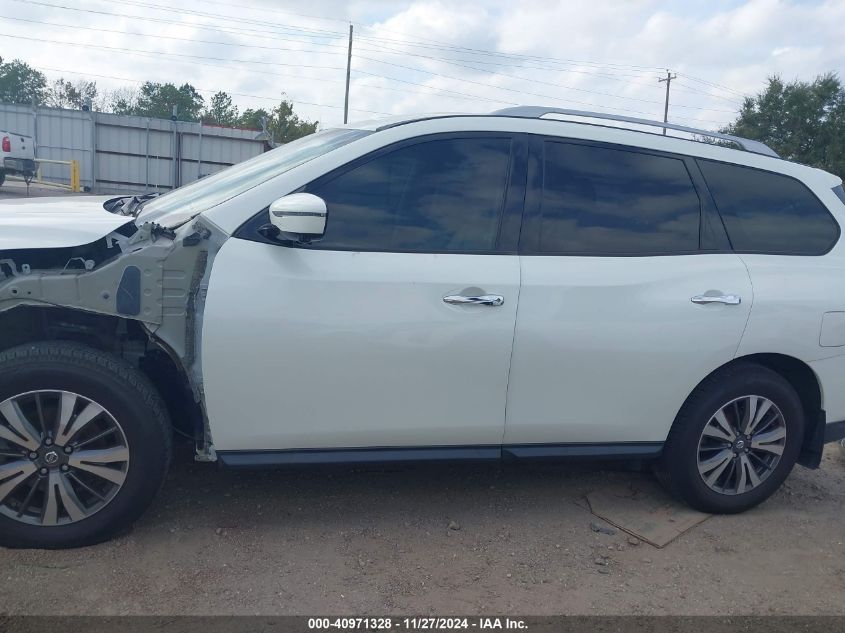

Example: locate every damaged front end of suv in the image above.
[0,195,225,462]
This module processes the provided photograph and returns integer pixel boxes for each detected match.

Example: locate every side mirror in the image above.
[267,193,327,243]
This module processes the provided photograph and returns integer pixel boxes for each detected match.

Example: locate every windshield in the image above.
[138,127,371,224]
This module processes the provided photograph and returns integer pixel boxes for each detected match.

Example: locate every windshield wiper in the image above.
[103,192,162,217]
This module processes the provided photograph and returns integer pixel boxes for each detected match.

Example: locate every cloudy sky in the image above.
[1,0,843,130]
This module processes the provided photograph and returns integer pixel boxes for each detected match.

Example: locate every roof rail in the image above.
[492,107,779,158]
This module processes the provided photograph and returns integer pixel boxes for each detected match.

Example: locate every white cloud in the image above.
[2,0,843,129]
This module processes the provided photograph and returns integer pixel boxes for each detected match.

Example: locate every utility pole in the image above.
[658,69,677,134]
[343,24,353,124]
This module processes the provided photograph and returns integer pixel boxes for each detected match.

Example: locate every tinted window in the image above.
[699,160,839,254]
[308,137,512,252]
[538,142,701,254]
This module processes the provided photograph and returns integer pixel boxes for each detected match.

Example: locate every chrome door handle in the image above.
[443,294,504,307]
[691,294,741,305]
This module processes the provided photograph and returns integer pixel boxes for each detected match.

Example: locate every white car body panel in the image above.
[0,196,128,250]
[202,239,520,450]
[503,255,753,443]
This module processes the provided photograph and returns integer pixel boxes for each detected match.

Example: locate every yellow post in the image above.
[70,160,80,193]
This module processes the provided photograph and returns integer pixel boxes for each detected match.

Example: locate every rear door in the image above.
[503,137,753,447]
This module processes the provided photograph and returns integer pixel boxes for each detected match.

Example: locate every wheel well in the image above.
[726,353,824,468]
[0,305,201,440]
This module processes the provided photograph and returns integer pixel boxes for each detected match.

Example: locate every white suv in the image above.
[1,107,844,548]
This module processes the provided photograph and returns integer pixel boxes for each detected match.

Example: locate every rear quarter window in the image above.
[698,160,839,255]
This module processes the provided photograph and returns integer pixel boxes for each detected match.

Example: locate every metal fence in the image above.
[0,103,266,194]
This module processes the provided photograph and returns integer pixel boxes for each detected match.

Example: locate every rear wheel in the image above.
[0,342,171,548]
[657,363,804,514]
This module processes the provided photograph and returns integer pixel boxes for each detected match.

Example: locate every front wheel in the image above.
[0,342,172,548]
[656,363,804,514]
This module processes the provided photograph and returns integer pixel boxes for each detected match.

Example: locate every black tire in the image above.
[656,362,804,514]
[0,342,171,548]
[0,169,6,187]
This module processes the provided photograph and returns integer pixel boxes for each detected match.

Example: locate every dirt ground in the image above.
[1,441,844,616]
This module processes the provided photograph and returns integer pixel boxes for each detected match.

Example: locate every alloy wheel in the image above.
[697,395,787,495]
[0,390,130,526]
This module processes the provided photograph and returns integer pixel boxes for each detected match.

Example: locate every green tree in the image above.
[723,73,845,179]
[266,97,318,143]
[46,78,98,110]
[108,86,139,115]
[202,91,239,126]
[239,97,317,143]
[112,81,204,120]
[0,57,47,105]
[238,107,271,131]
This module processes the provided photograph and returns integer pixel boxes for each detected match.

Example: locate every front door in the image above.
[504,138,753,446]
[203,135,525,452]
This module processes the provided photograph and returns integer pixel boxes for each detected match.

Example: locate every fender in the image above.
[0,217,228,460]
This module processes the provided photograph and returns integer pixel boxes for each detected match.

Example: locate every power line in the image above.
[351,78,511,104]
[11,0,692,94]
[33,63,725,128]
[9,1,740,125]
[353,27,671,75]
[11,0,352,48]
[4,30,519,109]
[184,0,673,85]
[358,42,740,114]
[17,0,751,110]
[0,28,524,107]
[2,30,736,125]
[356,39,745,110]
[106,0,354,39]
[4,11,654,85]
[0,14,349,57]
[105,0,671,75]
[0,32,346,72]
[352,70,516,106]
[0,32,654,118]
[101,0,698,90]
[1,12,663,103]
[350,53,664,118]
[676,73,749,98]
[2,26,528,108]
[33,65,391,116]
[358,39,658,81]
[671,79,746,104]
[7,12,737,114]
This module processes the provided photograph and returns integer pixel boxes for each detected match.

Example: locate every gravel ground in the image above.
[1,442,844,615]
